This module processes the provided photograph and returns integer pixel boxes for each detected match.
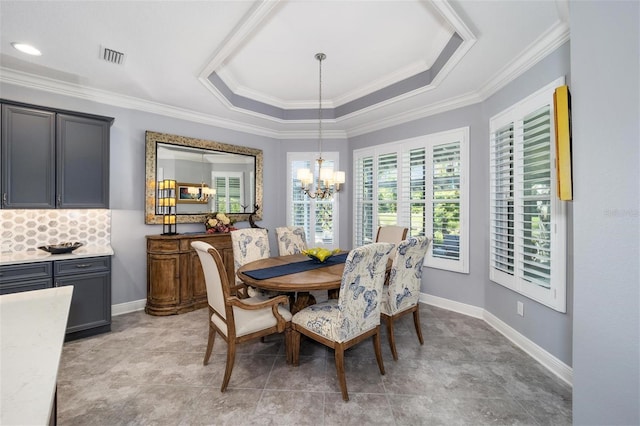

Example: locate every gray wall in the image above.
[350,42,573,366]
[570,1,640,424]
[0,83,282,305]
[482,43,573,366]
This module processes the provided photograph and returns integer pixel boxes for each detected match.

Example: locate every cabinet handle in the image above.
[2,193,6,206]
[57,195,61,206]
[75,264,92,269]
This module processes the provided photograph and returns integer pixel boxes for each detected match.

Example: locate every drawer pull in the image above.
[75,264,93,269]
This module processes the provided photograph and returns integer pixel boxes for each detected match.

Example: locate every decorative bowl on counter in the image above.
[38,242,84,254]
[301,247,341,263]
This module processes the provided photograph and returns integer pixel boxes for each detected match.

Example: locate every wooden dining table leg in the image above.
[291,291,316,315]
[327,288,339,300]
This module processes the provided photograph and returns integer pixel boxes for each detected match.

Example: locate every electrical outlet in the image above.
[517,301,524,317]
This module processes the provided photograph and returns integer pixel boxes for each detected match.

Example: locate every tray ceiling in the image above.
[0,0,568,138]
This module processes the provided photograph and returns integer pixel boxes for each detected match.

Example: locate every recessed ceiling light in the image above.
[11,42,42,56]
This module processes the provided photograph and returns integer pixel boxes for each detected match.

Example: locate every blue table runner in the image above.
[242,252,349,280]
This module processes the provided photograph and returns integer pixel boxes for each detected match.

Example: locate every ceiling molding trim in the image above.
[345,90,482,138]
[0,67,283,139]
[345,19,568,138]
[477,20,570,100]
[197,0,280,80]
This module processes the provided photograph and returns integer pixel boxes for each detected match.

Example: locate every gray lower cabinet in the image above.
[0,262,53,294]
[1,101,113,209]
[0,256,112,341]
[54,257,111,341]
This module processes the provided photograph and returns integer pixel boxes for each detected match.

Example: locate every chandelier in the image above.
[297,53,345,199]
[188,153,216,202]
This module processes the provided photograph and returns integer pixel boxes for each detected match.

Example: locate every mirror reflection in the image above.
[145,131,263,225]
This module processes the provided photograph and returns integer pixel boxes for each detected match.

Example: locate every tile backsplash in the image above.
[1,209,111,252]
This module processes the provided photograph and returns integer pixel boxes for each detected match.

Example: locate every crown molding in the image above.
[0,18,569,141]
[477,19,570,100]
[0,67,282,139]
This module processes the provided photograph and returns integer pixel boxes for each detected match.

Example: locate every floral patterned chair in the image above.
[380,236,431,360]
[230,228,271,298]
[275,226,308,256]
[375,225,408,258]
[191,241,292,392]
[291,242,394,401]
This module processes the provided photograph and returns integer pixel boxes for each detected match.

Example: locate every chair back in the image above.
[375,225,408,257]
[230,228,271,282]
[383,236,431,315]
[275,226,307,256]
[336,242,394,342]
[191,241,229,320]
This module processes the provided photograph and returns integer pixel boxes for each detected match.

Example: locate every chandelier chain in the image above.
[316,52,324,160]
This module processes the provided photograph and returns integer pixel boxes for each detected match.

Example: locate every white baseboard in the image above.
[112,298,146,316]
[420,292,573,387]
[420,293,485,319]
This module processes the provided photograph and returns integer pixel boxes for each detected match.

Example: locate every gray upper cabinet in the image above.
[1,104,56,208]
[57,114,110,208]
[1,101,113,209]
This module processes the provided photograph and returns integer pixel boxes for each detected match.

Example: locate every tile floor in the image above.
[57,303,572,425]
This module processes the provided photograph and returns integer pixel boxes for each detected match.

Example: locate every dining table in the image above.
[236,252,349,315]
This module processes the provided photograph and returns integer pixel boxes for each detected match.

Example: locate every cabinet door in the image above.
[147,253,181,308]
[57,114,110,208]
[0,262,53,295]
[56,271,111,333]
[1,104,56,208]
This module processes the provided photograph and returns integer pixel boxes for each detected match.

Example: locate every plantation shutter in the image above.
[431,142,461,260]
[489,78,566,312]
[291,159,311,240]
[353,128,468,273]
[377,152,398,227]
[286,152,340,248]
[490,123,515,276]
[518,106,552,288]
[354,155,374,246]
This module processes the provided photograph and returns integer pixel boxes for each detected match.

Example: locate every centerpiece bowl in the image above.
[301,247,341,263]
[38,242,84,254]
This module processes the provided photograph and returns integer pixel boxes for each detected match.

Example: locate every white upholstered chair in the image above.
[230,228,271,297]
[275,226,308,256]
[291,242,394,401]
[191,241,292,392]
[375,225,408,258]
[380,236,431,360]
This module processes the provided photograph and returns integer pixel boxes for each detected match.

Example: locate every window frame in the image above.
[489,77,567,313]
[286,151,341,249]
[353,127,469,274]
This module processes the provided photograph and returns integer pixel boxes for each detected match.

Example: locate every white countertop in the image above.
[0,244,114,266]
[0,286,73,425]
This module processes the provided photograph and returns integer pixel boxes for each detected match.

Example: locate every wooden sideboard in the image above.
[145,233,234,315]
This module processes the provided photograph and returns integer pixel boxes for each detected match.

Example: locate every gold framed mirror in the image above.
[145,131,263,224]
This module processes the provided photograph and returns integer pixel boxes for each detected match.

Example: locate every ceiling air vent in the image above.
[100,46,126,65]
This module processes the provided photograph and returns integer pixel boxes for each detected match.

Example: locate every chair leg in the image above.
[373,328,385,375]
[384,315,399,361]
[291,330,301,366]
[334,346,349,401]
[284,327,292,364]
[203,324,216,365]
[413,306,424,345]
[220,340,236,392]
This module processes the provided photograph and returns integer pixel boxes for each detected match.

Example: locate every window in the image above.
[212,172,243,213]
[286,152,340,248]
[353,128,469,273]
[489,77,567,312]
